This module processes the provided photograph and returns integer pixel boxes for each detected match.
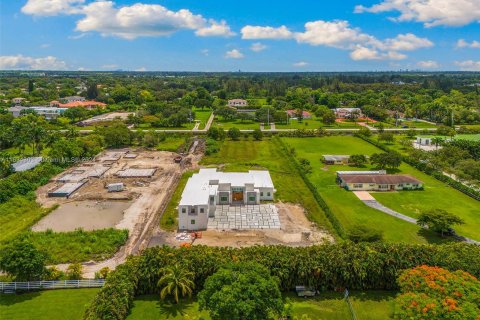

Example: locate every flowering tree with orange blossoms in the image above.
[394,265,480,320]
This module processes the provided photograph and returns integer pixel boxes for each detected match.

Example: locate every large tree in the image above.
[417,209,464,237]
[198,263,283,320]
[0,239,47,281]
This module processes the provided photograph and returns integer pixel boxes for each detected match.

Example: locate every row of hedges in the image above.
[275,137,346,238]
[356,134,480,201]
[84,243,480,319]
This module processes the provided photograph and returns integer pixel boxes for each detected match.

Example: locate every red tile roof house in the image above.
[286,110,312,119]
[50,100,106,110]
[337,171,423,191]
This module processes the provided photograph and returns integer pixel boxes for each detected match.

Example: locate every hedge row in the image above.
[356,134,480,201]
[275,138,346,238]
[84,243,480,320]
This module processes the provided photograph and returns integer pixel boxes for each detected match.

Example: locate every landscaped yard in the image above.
[127,291,396,319]
[275,118,359,129]
[213,116,260,130]
[282,136,480,243]
[199,138,335,234]
[0,288,100,320]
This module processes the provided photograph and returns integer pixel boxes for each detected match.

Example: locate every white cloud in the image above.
[201,49,209,56]
[381,33,433,51]
[241,20,432,61]
[135,67,147,71]
[40,43,50,48]
[21,0,84,16]
[250,42,267,52]
[417,60,439,68]
[195,19,235,37]
[454,60,480,71]
[456,39,480,48]
[22,0,234,40]
[0,55,67,70]
[225,49,244,59]
[241,25,293,40]
[354,0,480,27]
[293,61,308,67]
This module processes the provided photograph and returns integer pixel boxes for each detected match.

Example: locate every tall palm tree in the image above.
[157,264,195,304]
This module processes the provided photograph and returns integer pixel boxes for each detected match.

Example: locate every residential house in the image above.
[178,168,275,230]
[50,100,106,110]
[12,97,26,105]
[61,96,86,103]
[334,108,363,119]
[322,155,350,165]
[336,171,423,191]
[8,106,67,119]
[227,99,248,107]
[286,109,312,119]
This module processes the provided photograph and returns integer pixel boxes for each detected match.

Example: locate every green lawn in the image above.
[455,134,480,141]
[160,171,194,231]
[275,118,359,129]
[282,136,479,243]
[0,288,99,320]
[399,120,437,128]
[200,138,335,234]
[127,291,396,320]
[213,116,260,130]
[192,108,212,130]
[156,137,188,152]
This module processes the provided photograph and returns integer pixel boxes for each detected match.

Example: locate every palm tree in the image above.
[157,264,195,304]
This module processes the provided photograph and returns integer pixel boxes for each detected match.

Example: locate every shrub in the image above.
[347,224,383,243]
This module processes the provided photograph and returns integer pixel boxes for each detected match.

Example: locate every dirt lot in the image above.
[149,202,334,248]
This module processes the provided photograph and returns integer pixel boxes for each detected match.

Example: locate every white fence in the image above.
[0,279,105,293]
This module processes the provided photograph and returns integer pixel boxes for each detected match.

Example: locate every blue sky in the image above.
[1,0,479,71]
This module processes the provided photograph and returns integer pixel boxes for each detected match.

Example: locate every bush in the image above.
[347,224,383,243]
[66,263,83,280]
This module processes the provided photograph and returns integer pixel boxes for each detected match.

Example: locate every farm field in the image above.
[200,138,334,234]
[282,136,480,243]
[0,288,100,320]
[127,291,396,320]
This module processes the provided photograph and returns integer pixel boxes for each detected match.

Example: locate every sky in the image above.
[0,0,479,71]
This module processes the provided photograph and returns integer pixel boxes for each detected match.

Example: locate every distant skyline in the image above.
[1,0,479,71]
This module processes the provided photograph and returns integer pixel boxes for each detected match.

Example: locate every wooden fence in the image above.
[0,279,105,293]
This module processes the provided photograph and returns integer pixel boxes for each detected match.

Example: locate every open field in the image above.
[192,108,212,130]
[198,138,335,234]
[213,116,260,130]
[282,136,480,243]
[127,291,396,320]
[275,118,359,129]
[0,288,100,320]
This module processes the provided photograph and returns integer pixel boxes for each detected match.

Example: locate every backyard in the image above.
[199,138,335,234]
[282,136,480,243]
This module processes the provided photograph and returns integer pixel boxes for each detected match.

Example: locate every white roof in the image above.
[12,157,43,172]
[335,108,361,112]
[323,155,350,161]
[179,168,274,206]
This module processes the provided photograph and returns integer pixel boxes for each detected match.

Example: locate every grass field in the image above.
[0,288,99,320]
[199,138,334,234]
[275,118,359,129]
[160,171,194,231]
[455,134,480,141]
[127,291,396,320]
[0,197,54,245]
[213,116,260,130]
[400,120,437,128]
[282,136,479,243]
[156,136,188,152]
[193,108,212,130]
[25,228,128,264]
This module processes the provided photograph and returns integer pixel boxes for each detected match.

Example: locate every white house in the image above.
[334,108,363,119]
[227,99,248,107]
[178,168,275,230]
[8,106,67,120]
[336,171,423,191]
[61,96,86,103]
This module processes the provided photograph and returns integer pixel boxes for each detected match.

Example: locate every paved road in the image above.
[355,192,480,245]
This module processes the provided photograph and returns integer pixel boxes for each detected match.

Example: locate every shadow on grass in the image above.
[0,291,42,306]
[417,228,459,244]
[157,299,196,319]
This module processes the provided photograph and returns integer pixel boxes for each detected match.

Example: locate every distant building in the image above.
[12,97,26,105]
[335,108,363,119]
[336,171,423,191]
[8,106,67,119]
[227,99,248,107]
[416,137,433,146]
[61,96,86,103]
[286,109,312,119]
[322,155,350,165]
[50,100,106,110]
[178,168,275,230]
